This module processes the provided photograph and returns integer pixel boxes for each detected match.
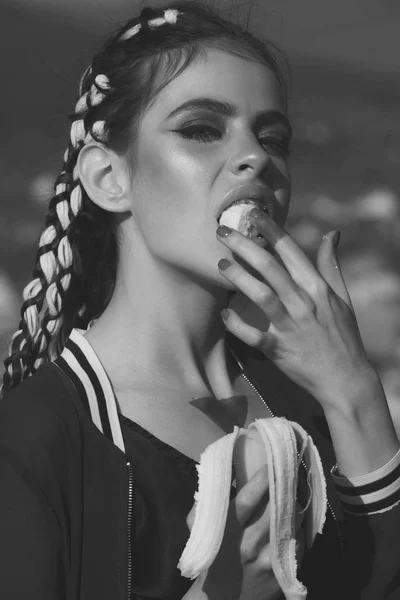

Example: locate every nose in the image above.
[228,134,272,179]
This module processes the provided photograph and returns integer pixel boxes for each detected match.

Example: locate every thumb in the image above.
[317,230,354,311]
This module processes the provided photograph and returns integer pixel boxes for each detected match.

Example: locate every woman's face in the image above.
[123,48,292,288]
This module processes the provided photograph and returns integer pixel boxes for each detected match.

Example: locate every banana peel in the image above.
[177,417,327,600]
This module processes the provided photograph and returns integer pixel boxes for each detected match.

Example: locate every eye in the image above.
[176,124,292,157]
[260,134,292,159]
[177,125,222,143]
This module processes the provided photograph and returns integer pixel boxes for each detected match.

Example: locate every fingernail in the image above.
[216,225,233,237]
[221,308,230,321]
[218,258,231,271]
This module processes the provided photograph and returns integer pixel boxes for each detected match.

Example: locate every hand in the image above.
[216,210,378,411]
[186,466,305,600]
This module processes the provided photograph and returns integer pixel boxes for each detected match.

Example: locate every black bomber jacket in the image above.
[0,328,399,600]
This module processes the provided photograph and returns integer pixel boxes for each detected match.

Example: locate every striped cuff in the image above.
[331,448,400,515]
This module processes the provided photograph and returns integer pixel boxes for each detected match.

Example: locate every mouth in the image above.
[217,198,268,224]
[217,198,270,248]
[217,183,275,224]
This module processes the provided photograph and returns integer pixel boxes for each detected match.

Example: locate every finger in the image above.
[217,227,298,304]
[248,209,324,292]
[317,230,354,311]
[233,464,269,527]
[218,259,288,323]
[221,307,277,353]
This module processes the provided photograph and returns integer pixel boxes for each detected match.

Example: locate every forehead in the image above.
[149,48,286,118]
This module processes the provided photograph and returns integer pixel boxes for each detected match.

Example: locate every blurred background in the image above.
[1,0,400,429]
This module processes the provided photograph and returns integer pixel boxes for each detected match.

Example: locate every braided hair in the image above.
[2,0,289,397]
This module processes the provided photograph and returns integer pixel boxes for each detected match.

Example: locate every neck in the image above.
[85,255,240,401]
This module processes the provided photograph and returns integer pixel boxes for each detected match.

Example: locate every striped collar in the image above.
[55,330,246,457]
[55,328,126,454]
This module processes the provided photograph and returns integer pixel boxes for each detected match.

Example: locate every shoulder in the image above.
[0,363,84,457]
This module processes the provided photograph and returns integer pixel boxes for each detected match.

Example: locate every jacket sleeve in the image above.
[0,447,65,600]
[332,449,400,599]
[0,368,82,600]
[343,504,400,600]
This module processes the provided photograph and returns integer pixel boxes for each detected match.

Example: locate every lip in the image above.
[217,184,275,222]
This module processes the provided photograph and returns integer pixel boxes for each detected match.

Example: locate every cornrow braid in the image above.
[119,8,179,40]
[2,75,111,394]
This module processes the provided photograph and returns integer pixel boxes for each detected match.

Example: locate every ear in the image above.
[76,143,132,213]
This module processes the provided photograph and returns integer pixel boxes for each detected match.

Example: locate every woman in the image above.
[1,2,399,598]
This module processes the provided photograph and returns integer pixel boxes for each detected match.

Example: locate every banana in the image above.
[177,417,327,600]
[177,426,242,579]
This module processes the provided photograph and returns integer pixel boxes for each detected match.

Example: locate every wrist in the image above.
[322,376,400,478]
[317,367,384,416]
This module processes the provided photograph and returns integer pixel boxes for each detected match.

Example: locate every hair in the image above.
[1,0,290,397]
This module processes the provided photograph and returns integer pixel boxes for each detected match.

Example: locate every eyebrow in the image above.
[166,97,292,136]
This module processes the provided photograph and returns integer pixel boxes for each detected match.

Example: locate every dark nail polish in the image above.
[218,258,231,271]
[216,225,233,237]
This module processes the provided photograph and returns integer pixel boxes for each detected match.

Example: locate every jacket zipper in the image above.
[240,372,344,555]
[126,461,134,599]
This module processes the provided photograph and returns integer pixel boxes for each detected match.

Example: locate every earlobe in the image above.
[76,143,131,213]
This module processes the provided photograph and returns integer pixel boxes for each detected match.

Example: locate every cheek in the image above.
[136,137,211,211]
[134,145,191,222]
[132,138,212,247]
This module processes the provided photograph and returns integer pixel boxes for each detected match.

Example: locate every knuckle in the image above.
[293,292,316,320]
[256,255,273,272]
[236,494,253,515]
[240,543,258,565]
[309,278,329,299]
[252,330,266,349]
[241,543,273,570]
[300,302,315,319]
[255,287,274,306]
[257,547,273,571]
